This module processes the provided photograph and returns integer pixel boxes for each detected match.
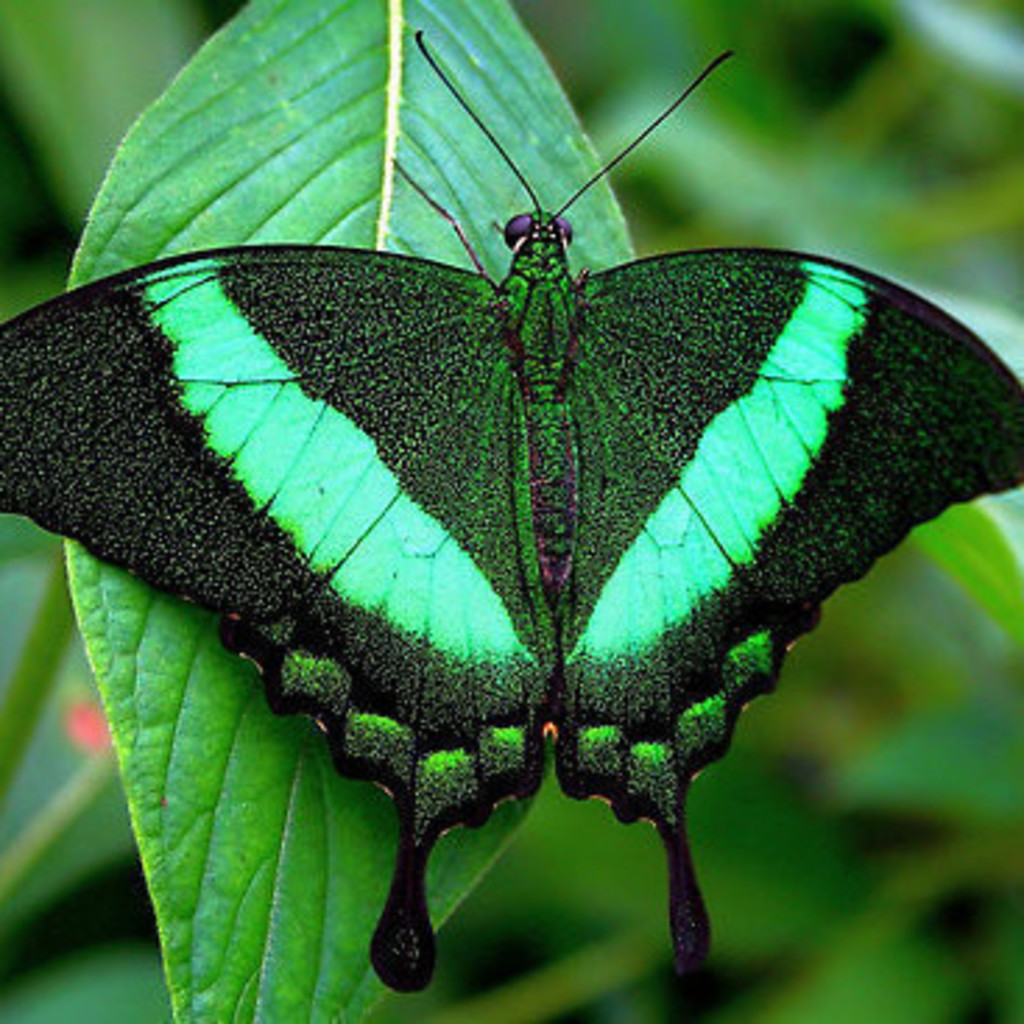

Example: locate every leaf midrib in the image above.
[375,0,405,250]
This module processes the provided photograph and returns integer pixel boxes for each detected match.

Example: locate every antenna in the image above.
[415,31,542,213]
[554,50,734,218]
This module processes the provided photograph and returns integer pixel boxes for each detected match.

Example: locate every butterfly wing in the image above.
[563,249,1024,968]
[0,246,551,988]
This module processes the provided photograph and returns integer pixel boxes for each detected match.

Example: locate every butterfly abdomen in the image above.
[525,396,577,598]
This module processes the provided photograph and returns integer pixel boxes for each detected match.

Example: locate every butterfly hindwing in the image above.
[560,249,1024,966]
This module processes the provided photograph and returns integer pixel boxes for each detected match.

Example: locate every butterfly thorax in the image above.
[499,224,579,605]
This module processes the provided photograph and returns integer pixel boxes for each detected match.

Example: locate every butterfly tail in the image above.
[661,807,711,974]
[371,830,437,992]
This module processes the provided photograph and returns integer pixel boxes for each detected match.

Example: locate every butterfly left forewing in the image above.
[0,245,552,989]
[561,249,1024,969]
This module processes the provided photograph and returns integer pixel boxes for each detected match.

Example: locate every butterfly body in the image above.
[1,216,1022,990]
[500,216,580,602]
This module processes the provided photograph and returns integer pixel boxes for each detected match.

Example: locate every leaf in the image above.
[0,517,59,565]
[708,921,972,1024]
[65,0,628,1019]
[0,0,202,221]
[833,695,1024,824]
[0,701,130,945]
[913,499,1024,648]
[0,947,169,1024]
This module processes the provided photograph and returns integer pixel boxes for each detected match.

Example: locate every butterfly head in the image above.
[503,213,573,255]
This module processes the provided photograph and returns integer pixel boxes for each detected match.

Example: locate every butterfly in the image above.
[1,42,1022,993]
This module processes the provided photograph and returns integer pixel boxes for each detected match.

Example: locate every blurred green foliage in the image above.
[0,1,1022,1021]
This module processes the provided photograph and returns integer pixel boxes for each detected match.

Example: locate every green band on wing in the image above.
[575,264,868,658]
[144,263,523,662]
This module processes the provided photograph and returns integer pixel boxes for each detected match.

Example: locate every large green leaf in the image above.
[65,0,629,1019]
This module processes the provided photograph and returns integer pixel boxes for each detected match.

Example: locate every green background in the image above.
[1,0,1023,1021]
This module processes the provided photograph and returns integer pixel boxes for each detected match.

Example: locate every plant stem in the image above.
[0,551,76,811]
[0,754,114,907]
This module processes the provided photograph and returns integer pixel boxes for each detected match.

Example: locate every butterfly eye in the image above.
[503,214,535,249]
[554,216,573,247]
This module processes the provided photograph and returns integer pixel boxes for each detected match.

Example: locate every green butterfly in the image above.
[1,48,1022,993]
